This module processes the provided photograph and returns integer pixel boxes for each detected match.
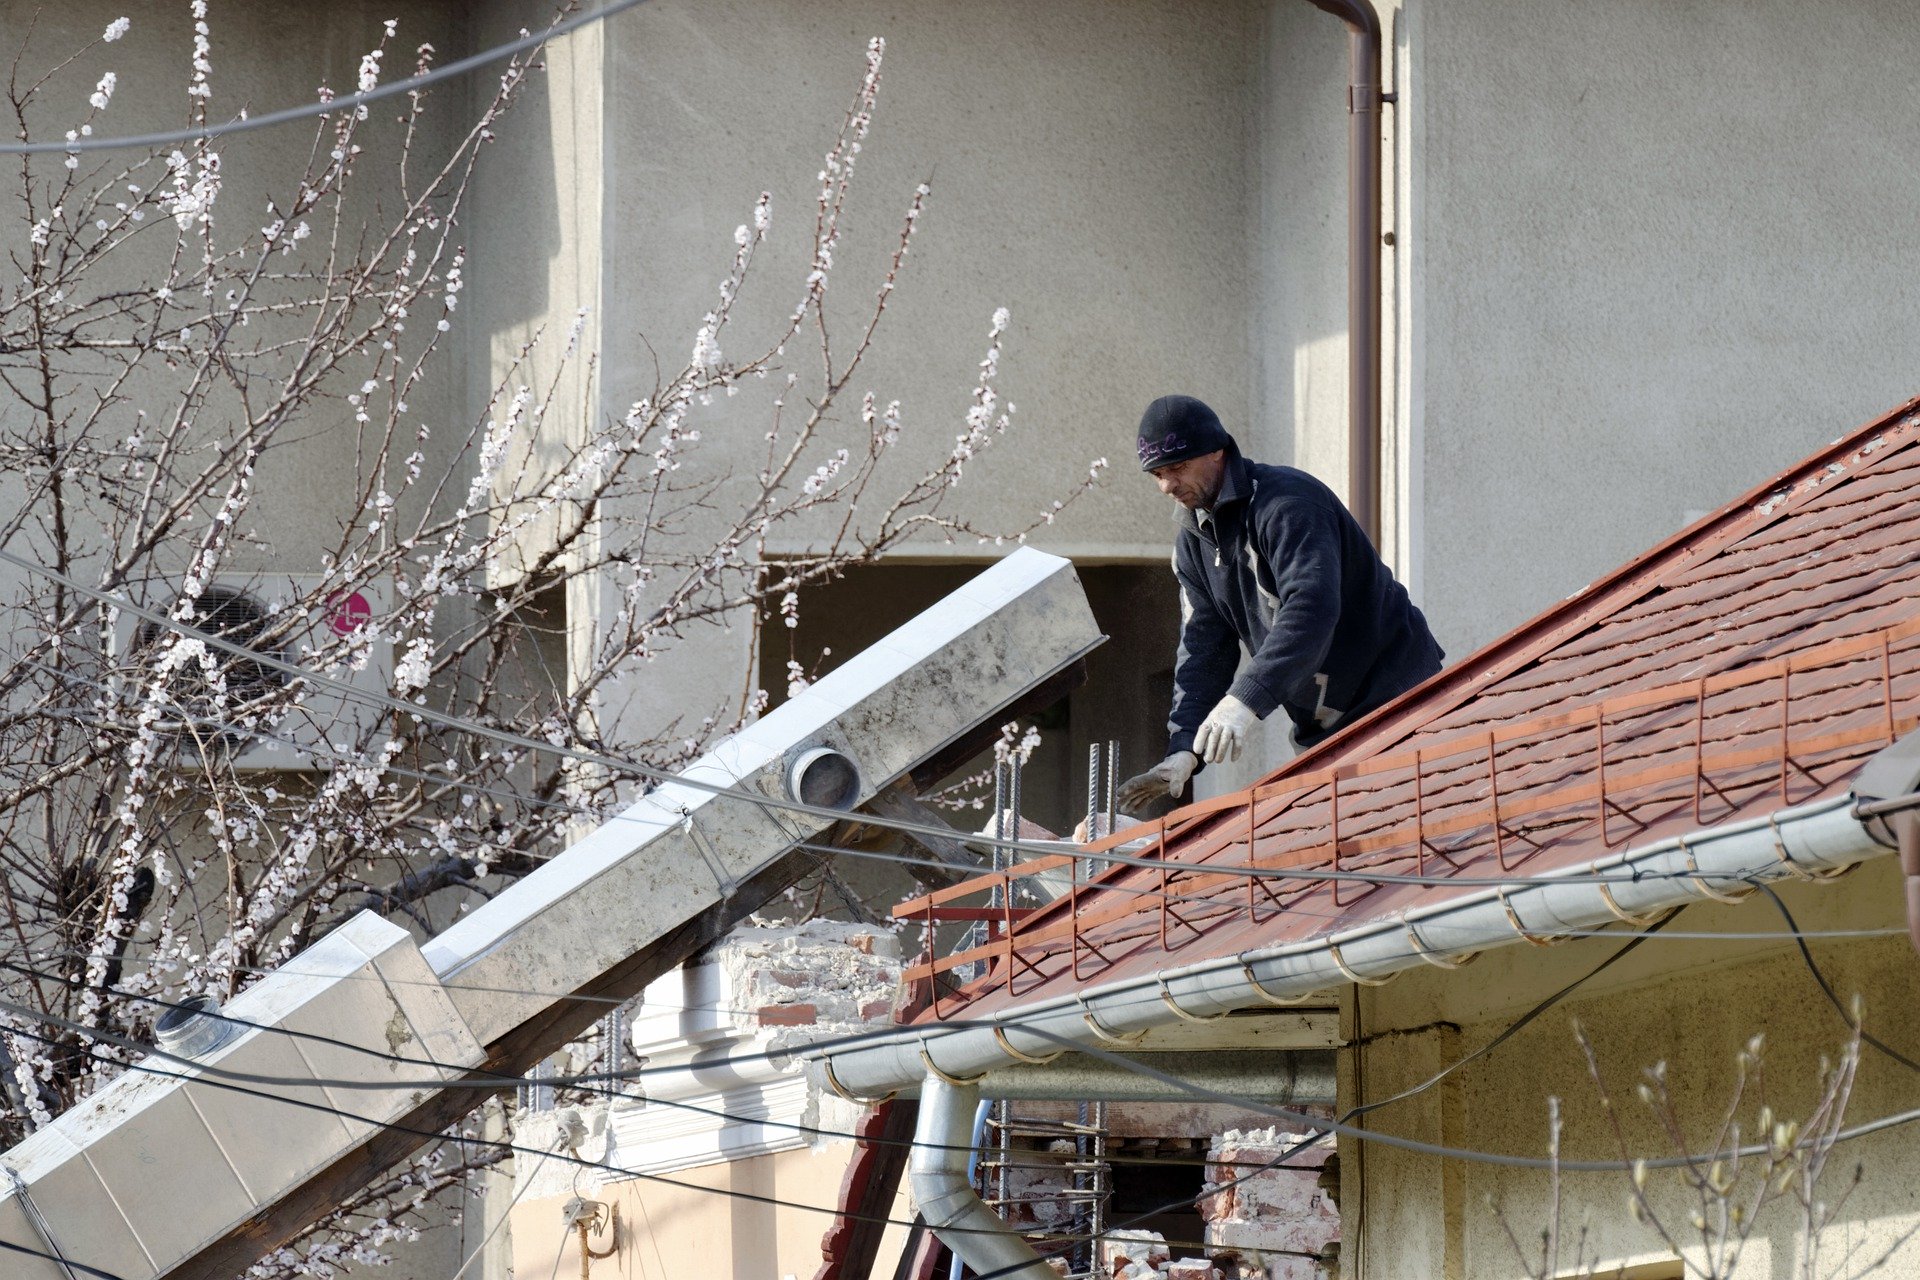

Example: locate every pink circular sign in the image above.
[327,590,372,635]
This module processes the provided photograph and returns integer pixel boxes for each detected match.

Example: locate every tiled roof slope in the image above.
[903,396,1920,1018]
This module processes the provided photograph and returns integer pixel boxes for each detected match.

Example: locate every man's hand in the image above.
[1194,694,1256,765]
[1116,751,1199,813]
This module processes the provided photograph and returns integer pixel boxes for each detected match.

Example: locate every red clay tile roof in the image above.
[901,396,1920,1020]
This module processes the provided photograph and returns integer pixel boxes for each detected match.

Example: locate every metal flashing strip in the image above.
[4,1166,82,1280]
[810,794,1884,1098]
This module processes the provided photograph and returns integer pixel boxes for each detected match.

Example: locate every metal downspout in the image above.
[947,1101,993,1280]
[1304,0,1386,546]
[909,1075,1056,1280]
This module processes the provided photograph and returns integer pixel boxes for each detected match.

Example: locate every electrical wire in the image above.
[14,652,1897,940]
[972,910,1684,1278]
[1752,879,1920,1075]
[0,933,1801,1179]
[980,879,1915,1275]
[0,0,654,156]
[19,990,1920,1280]
[0,546,1821,895]
[0,912,1735,1103]
[0,1015,1115,1250]
[1,955,1313,1175]
[11,969,1920,1184]
[4,552,1911,1260]
[9,918,1920,1279]
[0,1237,124,1280]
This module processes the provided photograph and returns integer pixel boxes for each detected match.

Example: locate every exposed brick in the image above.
[858,998,894,1020]
[1167,1261,1219,1280]
[849,932,876,954]
[766,969,811,989]
[758,1003,817,1026]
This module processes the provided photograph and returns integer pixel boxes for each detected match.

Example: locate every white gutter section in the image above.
[909,1075,1057,1280]
[813,794,1883,1099]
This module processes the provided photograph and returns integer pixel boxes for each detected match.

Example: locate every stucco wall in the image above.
[0,0,477,574]
[477,0,1277,751]
[1410,0,1920,661]
[1345,856,1920,1278]
[598,0,1260,562]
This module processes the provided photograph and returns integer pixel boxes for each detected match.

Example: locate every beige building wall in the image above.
[511,1142,916,1280]
[1343,856,1920,1278]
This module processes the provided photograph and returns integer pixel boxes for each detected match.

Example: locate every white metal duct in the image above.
[0,913,478,1280]
[0,547,1103,1280]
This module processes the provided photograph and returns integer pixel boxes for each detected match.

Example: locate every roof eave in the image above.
[810,793,1887,1100]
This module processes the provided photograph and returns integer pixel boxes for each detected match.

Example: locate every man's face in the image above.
[1150,450,1227,510]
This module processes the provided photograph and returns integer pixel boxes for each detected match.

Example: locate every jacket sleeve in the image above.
[1168,539,1240,759]
[1228,498,1342,720]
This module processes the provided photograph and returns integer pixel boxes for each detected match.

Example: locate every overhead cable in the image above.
[0,547,1806,896]
[0,0,653,156]
[7,982,1920,1180]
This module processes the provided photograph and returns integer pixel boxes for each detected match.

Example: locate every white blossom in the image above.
[690,319,721,370]
[102,16,130,41]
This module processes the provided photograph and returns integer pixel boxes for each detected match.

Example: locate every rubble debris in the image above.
[1098,1228,1170,1274]
[1166,1260,1224,1280]
[718,917,904,1040]
[1202,1128,1339,1280]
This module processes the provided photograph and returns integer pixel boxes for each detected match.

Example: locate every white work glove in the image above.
[1116,751,1199,813]
[1194,694,1257,765]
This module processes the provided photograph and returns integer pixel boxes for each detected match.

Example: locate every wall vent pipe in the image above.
[1303,0,1386,547]
[908,1074,1057,1280]
[786,746,862,810]
[151,996,237,1061]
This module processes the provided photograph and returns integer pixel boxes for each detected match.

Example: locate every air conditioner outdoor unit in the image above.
[109,573,393,771]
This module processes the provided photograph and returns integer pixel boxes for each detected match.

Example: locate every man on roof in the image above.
[1117,394,1444,811]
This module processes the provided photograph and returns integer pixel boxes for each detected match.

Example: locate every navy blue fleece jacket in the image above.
[1168,447,1443,757]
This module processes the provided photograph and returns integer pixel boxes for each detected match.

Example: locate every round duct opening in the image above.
[788,746,861,810]
[154,995,237,1061]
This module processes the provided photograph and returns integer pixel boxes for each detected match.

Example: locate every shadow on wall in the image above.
[761,559,1180,838]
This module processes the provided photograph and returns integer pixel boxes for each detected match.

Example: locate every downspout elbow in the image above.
[908,1075,1057,1280]
[1304,0,1381,42]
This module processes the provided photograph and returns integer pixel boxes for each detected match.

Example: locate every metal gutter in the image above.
[811,794,1881,1099]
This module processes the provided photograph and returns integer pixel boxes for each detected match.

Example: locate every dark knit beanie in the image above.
[1136,395,1232,471]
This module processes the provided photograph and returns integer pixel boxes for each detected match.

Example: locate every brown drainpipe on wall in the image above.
[1303,0,1389,549]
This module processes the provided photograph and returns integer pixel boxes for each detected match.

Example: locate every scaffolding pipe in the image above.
[909,1075,1056,1280]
